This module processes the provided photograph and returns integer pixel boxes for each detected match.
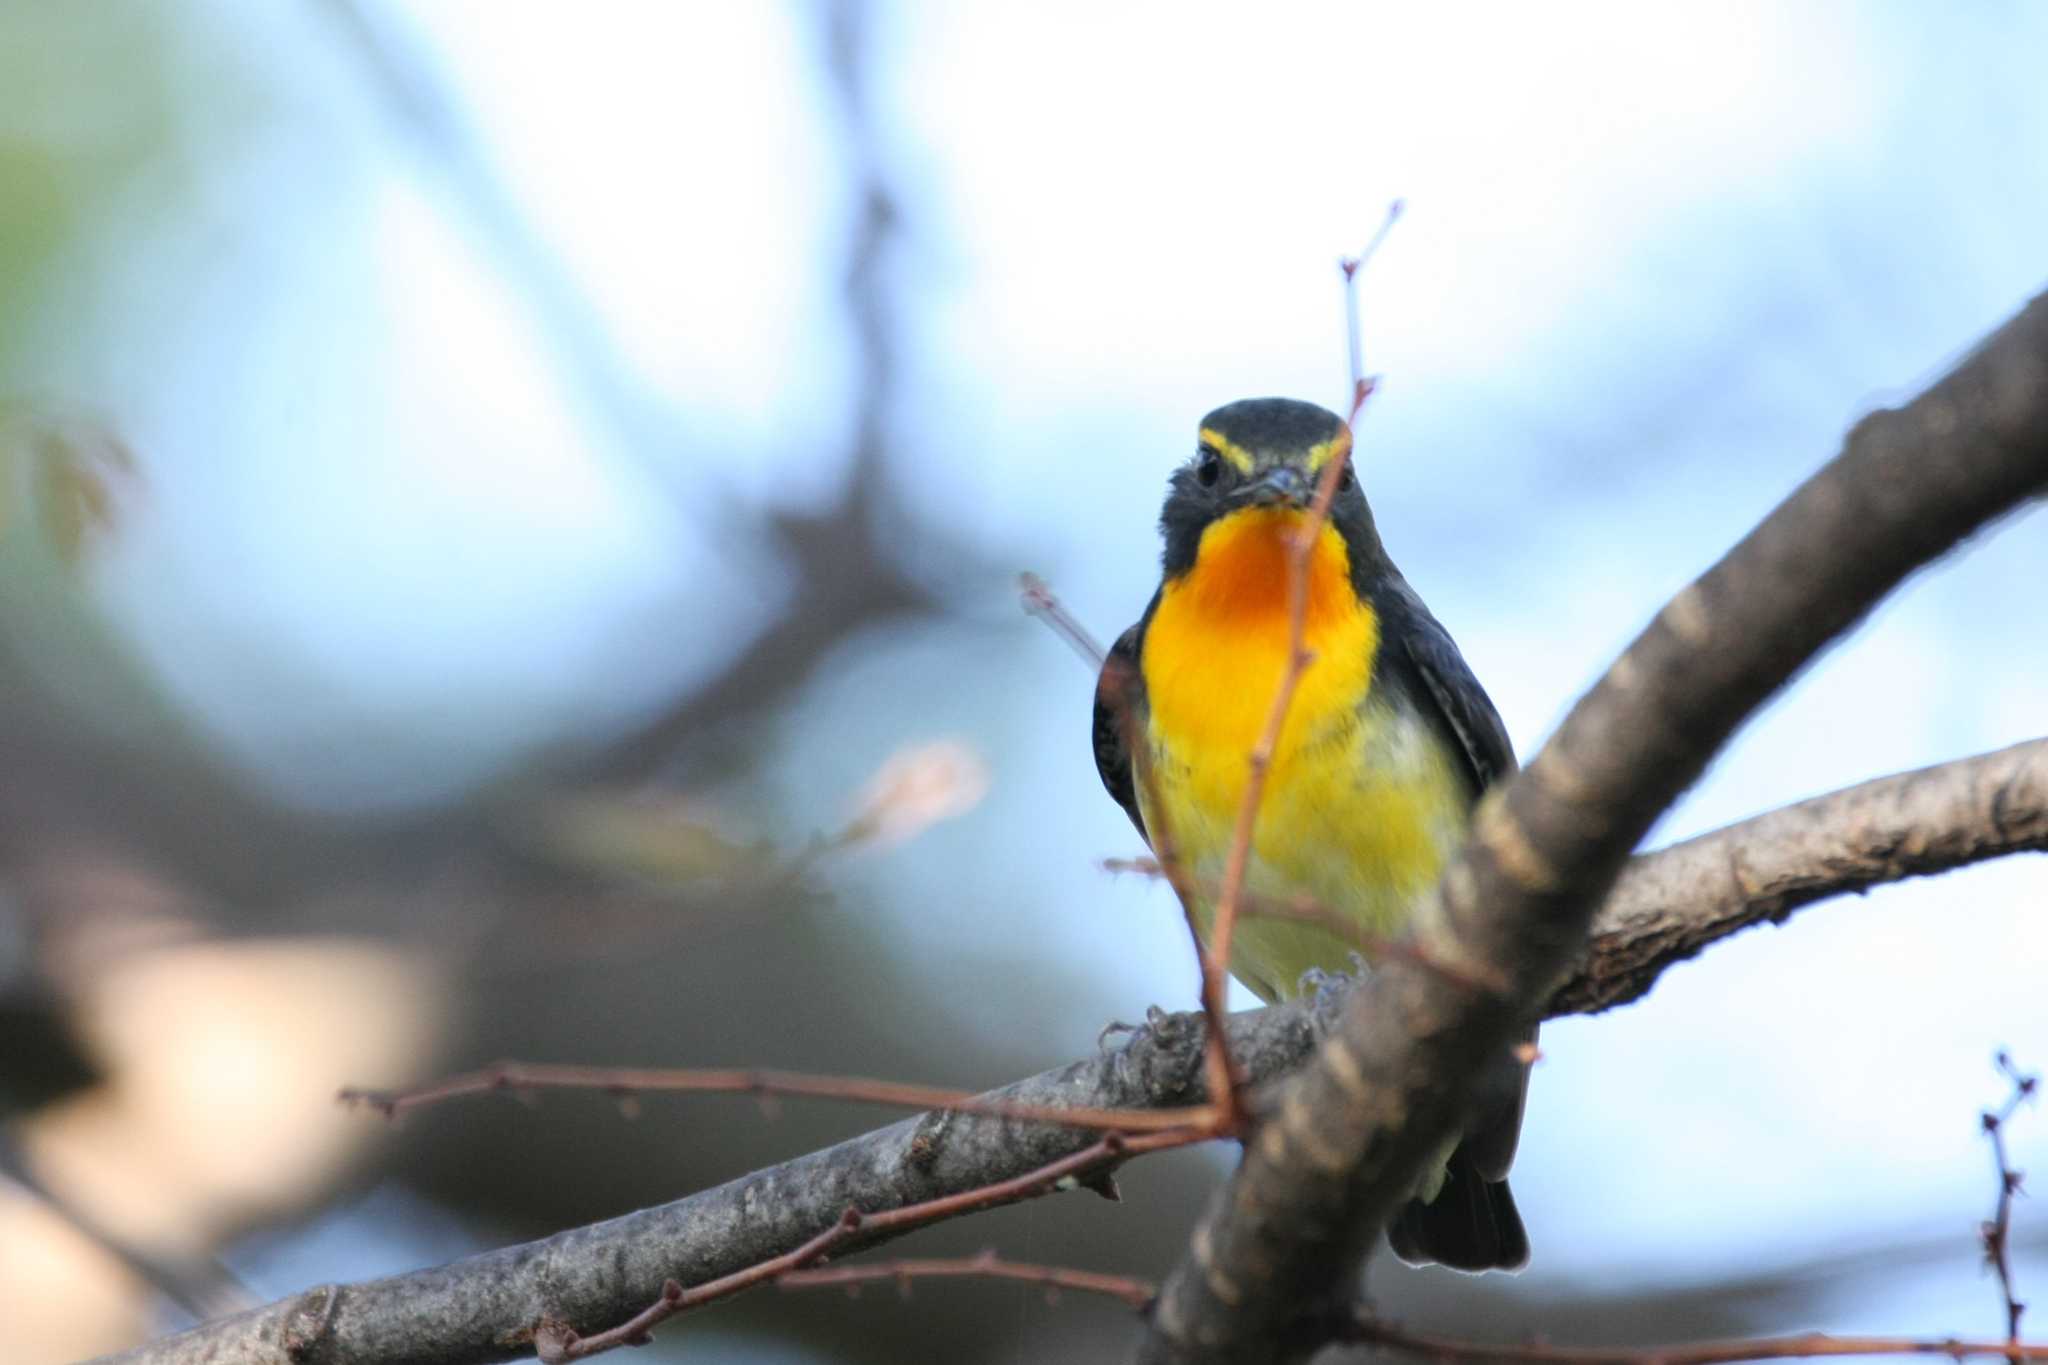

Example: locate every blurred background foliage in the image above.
[0,2,2044,1361]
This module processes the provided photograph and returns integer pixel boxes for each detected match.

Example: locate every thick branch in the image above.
[1558,733,2048,1014]
[1136,293,2048,1362]
[90,1008,1307,1365]
[92,732,2048,1365]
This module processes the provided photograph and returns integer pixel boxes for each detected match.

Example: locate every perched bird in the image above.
[1092,396,1531,1271]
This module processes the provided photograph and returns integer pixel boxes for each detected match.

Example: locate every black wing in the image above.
[1091,612,1151,843]
[1371,570,1517,795]
[1372,567,1529,1186]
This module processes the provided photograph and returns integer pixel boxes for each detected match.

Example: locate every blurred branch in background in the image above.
[0,0,973,915]
[315,0,686,478]
[0,2,987,1359]
[321,0,980,761]
[567,0,990,786]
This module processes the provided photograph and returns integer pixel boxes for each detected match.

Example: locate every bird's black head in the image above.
[1158,397,1386,582]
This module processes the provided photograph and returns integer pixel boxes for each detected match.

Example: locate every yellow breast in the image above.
[1138,508,1468,1001]
[1142,509,1376,803]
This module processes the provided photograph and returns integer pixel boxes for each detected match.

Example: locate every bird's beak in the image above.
[1240,465,1309,508]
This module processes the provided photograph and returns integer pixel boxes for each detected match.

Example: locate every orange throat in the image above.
[1141,509,1378,784]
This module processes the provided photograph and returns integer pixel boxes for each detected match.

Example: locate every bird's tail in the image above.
[1385,1148,1529,1273]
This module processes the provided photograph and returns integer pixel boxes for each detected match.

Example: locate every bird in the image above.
[1091,395,1531,1272]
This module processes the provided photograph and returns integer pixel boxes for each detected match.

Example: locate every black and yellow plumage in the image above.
[1093,396,1531,1272]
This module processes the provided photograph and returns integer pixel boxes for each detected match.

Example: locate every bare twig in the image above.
[1100,855,1510,996]
[1020,572,1108,669]
[1111,654,1250,1131]
[1204,421,1357,1017]
[1029,579,1248,1127]
[1161,426,1364,1124]
[533,1129,1199,1360]
[1123,214,1402,1121]
[1340,199,1404,418]
[1202,209,1403,1003]
[799,1245,2048,1365]
[779,1248,1156,1311]
[1984,1052,2038,1358]
[771,1249,2048,1365]
[340,1060,1210,1135]
[1339,1315,2048,1365]
[1038,212,1404,1125]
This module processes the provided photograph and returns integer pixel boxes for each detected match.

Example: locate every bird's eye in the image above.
[1196,451,1222,487]
[1337,464,1355,492]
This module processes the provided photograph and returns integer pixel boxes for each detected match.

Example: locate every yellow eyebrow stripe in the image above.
[1304,430,1353,473]
[1197,428,1256,475]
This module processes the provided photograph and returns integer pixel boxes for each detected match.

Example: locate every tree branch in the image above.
[92,726,2048,1364]
[90,1006,1306,1365]
[1097,734,2048,1020]
[771,1254,2048,1365]
[1135,291,2048,1362]
[777,1249,1157,1311]
[1557,733,2048,1014]
[525,1129,1199,1362]
[1337,1317,2048,1365]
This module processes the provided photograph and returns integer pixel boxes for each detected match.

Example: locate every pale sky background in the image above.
[15,0,2045,1357]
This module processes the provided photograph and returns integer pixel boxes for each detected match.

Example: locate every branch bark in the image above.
[1557,733,2048,1014]
[93,732,2048,1364]
[89,1007,1289,1365]
[1135,291,2048,1362]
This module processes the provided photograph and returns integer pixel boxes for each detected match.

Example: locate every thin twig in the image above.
[1022,578,1246,1123]
[1020,572,1108,668]
[1031,216,1406,1124]
[1100,856,1510,997]
[1207,209,1403,1018]
[1203,427,1356,1021]
[534,1128,1201,1360]
[1340,199,1403,417]
[1983,1051,2037,1359]
[1109,654,1249,1129]
[1341,1315,2048,1365]
[340,1061,1211,1135]
[778,1249,1156,1311]
[770,1247,2048,1365]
